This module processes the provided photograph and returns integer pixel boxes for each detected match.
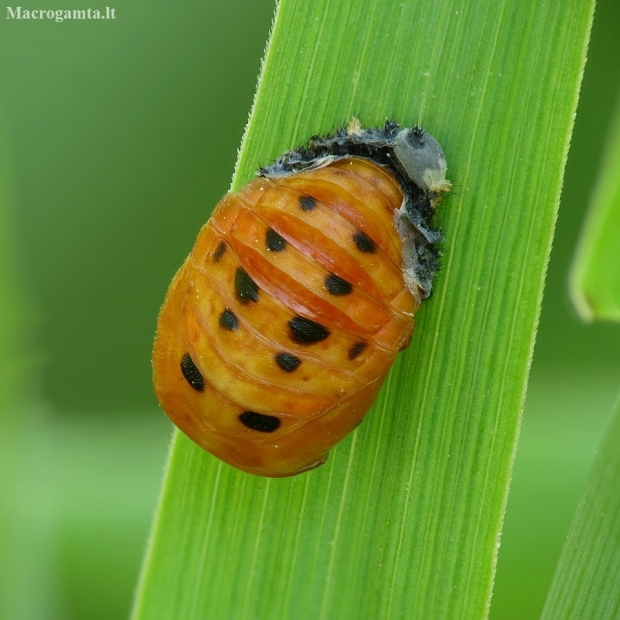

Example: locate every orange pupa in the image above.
[153,119,450,477]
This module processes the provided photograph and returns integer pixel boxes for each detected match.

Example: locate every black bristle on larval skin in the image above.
[260,121,432,213]
[260,120,404,179]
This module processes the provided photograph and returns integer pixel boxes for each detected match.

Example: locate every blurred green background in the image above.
[0,1,618,618]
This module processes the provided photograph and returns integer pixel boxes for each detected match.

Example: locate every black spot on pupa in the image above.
[235,267,259,304]
[289,315,330,344]
[353,231,376,253]
[213,241,226,262]
[325,273,352,296]
[219,308,239,331]
[180,354,205,392]
[239,411,281,433]
[266,228,287,252]
[348,341,367,360]
[299,195,317,211]
[275,352,301,372]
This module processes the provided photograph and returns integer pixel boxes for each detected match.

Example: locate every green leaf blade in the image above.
[541,394,620,619]
[570,93,620,322]
[133,0,595,618]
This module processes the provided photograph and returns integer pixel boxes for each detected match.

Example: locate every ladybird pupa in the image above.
[153,119,450,477]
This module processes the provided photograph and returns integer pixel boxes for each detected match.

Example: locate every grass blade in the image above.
[570,91,620,322]
[541,393,620,619]
[133,0,594,618]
